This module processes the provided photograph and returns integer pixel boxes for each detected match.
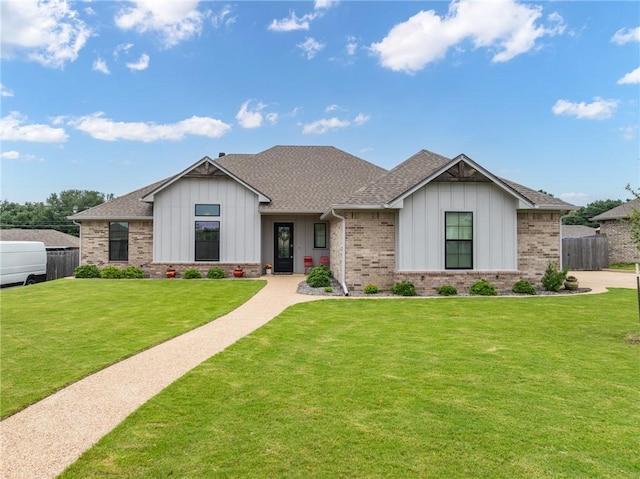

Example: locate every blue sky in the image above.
[1,0,638,206]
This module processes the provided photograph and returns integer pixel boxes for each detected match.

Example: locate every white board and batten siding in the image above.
[153,177,261,263]
[397,182,518,271]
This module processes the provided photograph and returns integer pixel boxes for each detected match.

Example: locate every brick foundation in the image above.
[143,263,261,279]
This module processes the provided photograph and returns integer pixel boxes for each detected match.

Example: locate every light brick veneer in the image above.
[80,220,153,267]
[333,209,562,293]
[600,220,640,263]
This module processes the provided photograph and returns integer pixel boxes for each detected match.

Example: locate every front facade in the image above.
[70,146,574,293]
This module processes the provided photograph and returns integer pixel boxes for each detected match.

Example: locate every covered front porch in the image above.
[260,214,330,275]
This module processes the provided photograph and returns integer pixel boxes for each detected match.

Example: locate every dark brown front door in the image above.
[274,223,294,273]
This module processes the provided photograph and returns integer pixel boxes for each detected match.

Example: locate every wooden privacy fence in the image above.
[46,248,79,281]
[562,236,608,271]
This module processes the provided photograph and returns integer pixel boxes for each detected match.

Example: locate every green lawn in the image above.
[61,290,639,478]
[609,262,636,271]
[0,279,265,418]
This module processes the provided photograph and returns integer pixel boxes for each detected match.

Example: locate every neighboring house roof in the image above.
[591,198,640,221]
[334,149,573,211]
[561,225,598,238]
[69,180,164,220]
[0,228,80,248]
[217,146,387,213]
[69,145,574,221]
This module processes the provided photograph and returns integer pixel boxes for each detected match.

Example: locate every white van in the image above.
[0,241,48,287]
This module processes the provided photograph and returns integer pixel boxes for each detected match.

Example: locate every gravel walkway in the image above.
[0,275,321,479]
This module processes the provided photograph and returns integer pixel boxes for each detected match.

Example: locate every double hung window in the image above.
[445,212,473,269]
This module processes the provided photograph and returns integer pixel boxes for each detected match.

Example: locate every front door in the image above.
[274,223,294,273]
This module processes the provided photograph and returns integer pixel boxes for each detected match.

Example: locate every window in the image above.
[445,212,473,269]
[109,222,129,261]
[195,204,220,216]
[195,221,220,261]
[314,223,327,249]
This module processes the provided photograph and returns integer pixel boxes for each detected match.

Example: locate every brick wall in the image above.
[342,210,396,291]
[517,211,561,282]
[143,263,261,278]
[328,216,344,286]
[600,220,640,263]
[80,220,153,267]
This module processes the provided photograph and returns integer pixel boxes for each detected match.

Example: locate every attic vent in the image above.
[218,152,226,157]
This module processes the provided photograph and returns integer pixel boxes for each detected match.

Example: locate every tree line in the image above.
[0,190,113,237]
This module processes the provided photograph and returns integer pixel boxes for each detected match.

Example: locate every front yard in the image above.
[0,279,265,418]
[58,289,639,478]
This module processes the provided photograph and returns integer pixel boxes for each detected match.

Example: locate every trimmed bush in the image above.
[307,265,331,288]
[469,279,497,296]
[183,269,202,279]
[364,284,379,294]
[324,287,333,293]
[100,266,123,279]
[437,285,458,296]
[512,280,536,295]
[74,264,101,278]
[121,266,144,279]
[541,262,567,292]
[207,267,226,279]
[391,281,416,296]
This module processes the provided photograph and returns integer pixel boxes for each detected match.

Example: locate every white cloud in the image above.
[617,66,640,85]
[551,97,619,120]
[0,0,92,68]
[325,104,339,112]
[93,57,110,74]
[211,5,236,29]
[113,43,134,59]
[126,53,150,71]
[346,36,358,56]
[266,112,279,124]
[1,150,20,160]
[619,125,638,141]
[302,117,350,134]
[115,0,205,48]
[370,0,565,74]
[1,83,14,97]
[298,37,324,59]
[354,113,370,125]
[611,26,640,45]
[268,11,315,32]
[69,112,231,142]
[236,100,267,128]
[0,112,68,142]
[315,0,339,9]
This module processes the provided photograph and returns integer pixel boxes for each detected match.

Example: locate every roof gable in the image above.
[591,198,640,221]
[141,156,270,203]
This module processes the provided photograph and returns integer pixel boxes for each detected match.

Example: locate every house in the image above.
[591,198,640,264]
[69,146,575,293]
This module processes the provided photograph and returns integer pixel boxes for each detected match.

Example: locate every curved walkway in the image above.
[1,271,635,478]
[0,275,321,479]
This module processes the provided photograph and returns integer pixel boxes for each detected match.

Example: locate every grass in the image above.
[609,262,636,271]
[0,279,265,418]
[60,289,639,478]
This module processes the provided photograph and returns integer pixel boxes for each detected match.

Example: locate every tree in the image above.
[562,199,624,227]
[626,184,640,251]
[0,190,113,236]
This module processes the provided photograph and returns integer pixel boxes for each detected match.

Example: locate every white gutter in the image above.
[329,209,349,296]
[72,220,82,263]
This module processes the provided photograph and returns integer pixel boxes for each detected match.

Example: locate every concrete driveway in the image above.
[570,270,637,294]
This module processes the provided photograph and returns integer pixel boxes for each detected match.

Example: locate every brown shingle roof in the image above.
[591,198,640,221]
[0,229,80,248]
[68,180,164,220]
[217,146,387,212]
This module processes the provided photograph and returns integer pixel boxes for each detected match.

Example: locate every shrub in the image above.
[541,262,567,292]
[437,285,458,296]
[74,264,101,278]
[364,284,379,294]
[391,281,416,296]
[207,267,226,279]
[306,265,331,288]
[100,266,123,279]
[512,280,536,295]
[183,269,202,279]
[469,279,497,296]
[324,286,333,293]
[121,266,145,279]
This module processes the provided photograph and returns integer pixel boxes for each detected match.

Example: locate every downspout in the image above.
[72,220,81,264]
[329,209,349,296]
[559,212,572,271]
